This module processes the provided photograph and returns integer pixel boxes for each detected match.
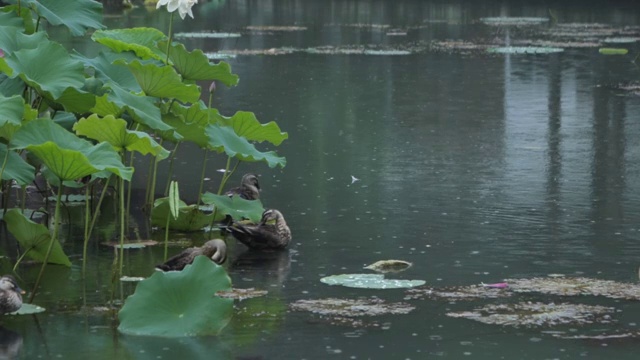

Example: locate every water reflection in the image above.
[0,327,22,360]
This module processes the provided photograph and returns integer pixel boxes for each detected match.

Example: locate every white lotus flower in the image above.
[157,0,198,20]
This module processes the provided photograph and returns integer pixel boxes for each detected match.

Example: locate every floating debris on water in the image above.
[217,288,268,301]
[245,26,307,32]
[405,284,512,301]
[447,302,615,327]
[505,277,640,300]
[364,260,412,273]
[603,37,640,44]
[174,32,241,38]
[481,282,508,289]
[290,297,414,317]
[120,276,145,282]
[487,46,564,54]
[101,240,159,249]
[204,52,237,60]
[480,17,550,26]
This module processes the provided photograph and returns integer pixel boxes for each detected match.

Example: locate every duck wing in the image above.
[156,247,200,271]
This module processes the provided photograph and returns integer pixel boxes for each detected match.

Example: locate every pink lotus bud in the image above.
[209,81,216,93]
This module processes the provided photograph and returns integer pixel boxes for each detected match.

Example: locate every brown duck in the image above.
[225,173,261,200]
[0,275,24,314]
[156,239,227,271]
[227,209,292,250]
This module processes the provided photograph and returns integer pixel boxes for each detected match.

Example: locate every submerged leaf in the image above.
[320,274,425,289]
[118,256,233,337]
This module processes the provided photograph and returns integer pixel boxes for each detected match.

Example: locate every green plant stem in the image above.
[20,186,26,212]
[29,183,63,303]
[125,151,135,231]
[164,213,170,261]
[196,149,208,205]
[144,155,155,207]
[0,150,10,188]
[82,184,90,275]
[118,177,126,277]
[165,12,174,64]
[163,142,180,196]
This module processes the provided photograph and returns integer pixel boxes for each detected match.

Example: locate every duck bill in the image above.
[17,287,26,295]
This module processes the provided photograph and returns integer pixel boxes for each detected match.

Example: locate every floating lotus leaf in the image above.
[505,277,640,300]
[363,50,411,55]
[245,26,307,31]
[488,46,564,54]
[447,302,615,327]
[18,0,104,36]
[290,298,414,317]
[10,303,46,315]
[320,274,425,289]
[599,48,628,55]
[216,288,268,301]
[604,37,640,44]
[200,193,264,223]
[480,17,550,26]
[405,285,512,301]
[118,256,233,337]
[364,260,412,273]
[4,209,71,266]
[174,32,242,39]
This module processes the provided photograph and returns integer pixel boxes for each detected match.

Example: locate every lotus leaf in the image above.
[599,48,628,55]
[10,303,46,315]
[92,28,167,61]
[18,0,104,36]
[0,143,35,186]
[205,124,286,168]
[73,51,142,92]
[364,260,412,273]
[159,41,239,86]
[200,193,265,223]
[4,209,71,266]
[216,111,288,146]
[151,197,219,231]
[320,274,425,289]
[73,114,169,159]
[505,277,640,300]
[11,119,133,181]
[447,302,615,327]
[118,256,233,337]
[290,298,414,317]
[115,59,200,103]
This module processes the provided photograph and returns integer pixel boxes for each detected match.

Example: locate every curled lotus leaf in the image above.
[216,288,268,301]
[364,260,412,273]
[505,277,640,300]
[405,285,512,301]
[290,298,414,317]
[447,302,615,327]
[320,274,425,289]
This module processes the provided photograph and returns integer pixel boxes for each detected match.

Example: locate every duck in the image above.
[225,173,261,200]
[156,239,227,271]
[0,275,24,314]
[227,209,292,250]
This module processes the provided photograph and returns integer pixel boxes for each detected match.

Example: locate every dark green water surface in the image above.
[3,0,640,359]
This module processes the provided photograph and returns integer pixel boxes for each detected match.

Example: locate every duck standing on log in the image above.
[227,209,292,250]
[156,239,227,271]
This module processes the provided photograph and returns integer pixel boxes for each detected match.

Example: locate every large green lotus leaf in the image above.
[0,40,85,100]
[320,274,425,289]
[0,27,46,55]
[201,193,264,223]
[0,95,23,137]
[0,74,25,97]
[47,86,96,114]
[0,7,24,29]
[217,111,288,146]
[74,114,169,159]
[100,85,180,138]
[0,143,35,186]
[159,40,238,86]
[92,28,167,61]
[205,124,286,168]
[11,119,133,181]
[115,59,200,103]
[151,198,220,231]
[161,111,209,147]
[118,255,233,337]
[4,209,71,266]
[73,51,142,92]
[17,0,104,36]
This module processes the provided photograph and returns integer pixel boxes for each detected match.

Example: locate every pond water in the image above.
[3,0,640,359]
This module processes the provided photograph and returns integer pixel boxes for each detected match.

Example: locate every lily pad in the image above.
[488,46,564,54]
[447,302,615,327]
[174,32,242,38]
[118,256,233,337]
[364,260,412,273]
[320,274,425,289]
[10,303,46,315]
[599,48,629,55]
[290,297,414,317]
[505,277,640,300]
[405,284,512,301]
